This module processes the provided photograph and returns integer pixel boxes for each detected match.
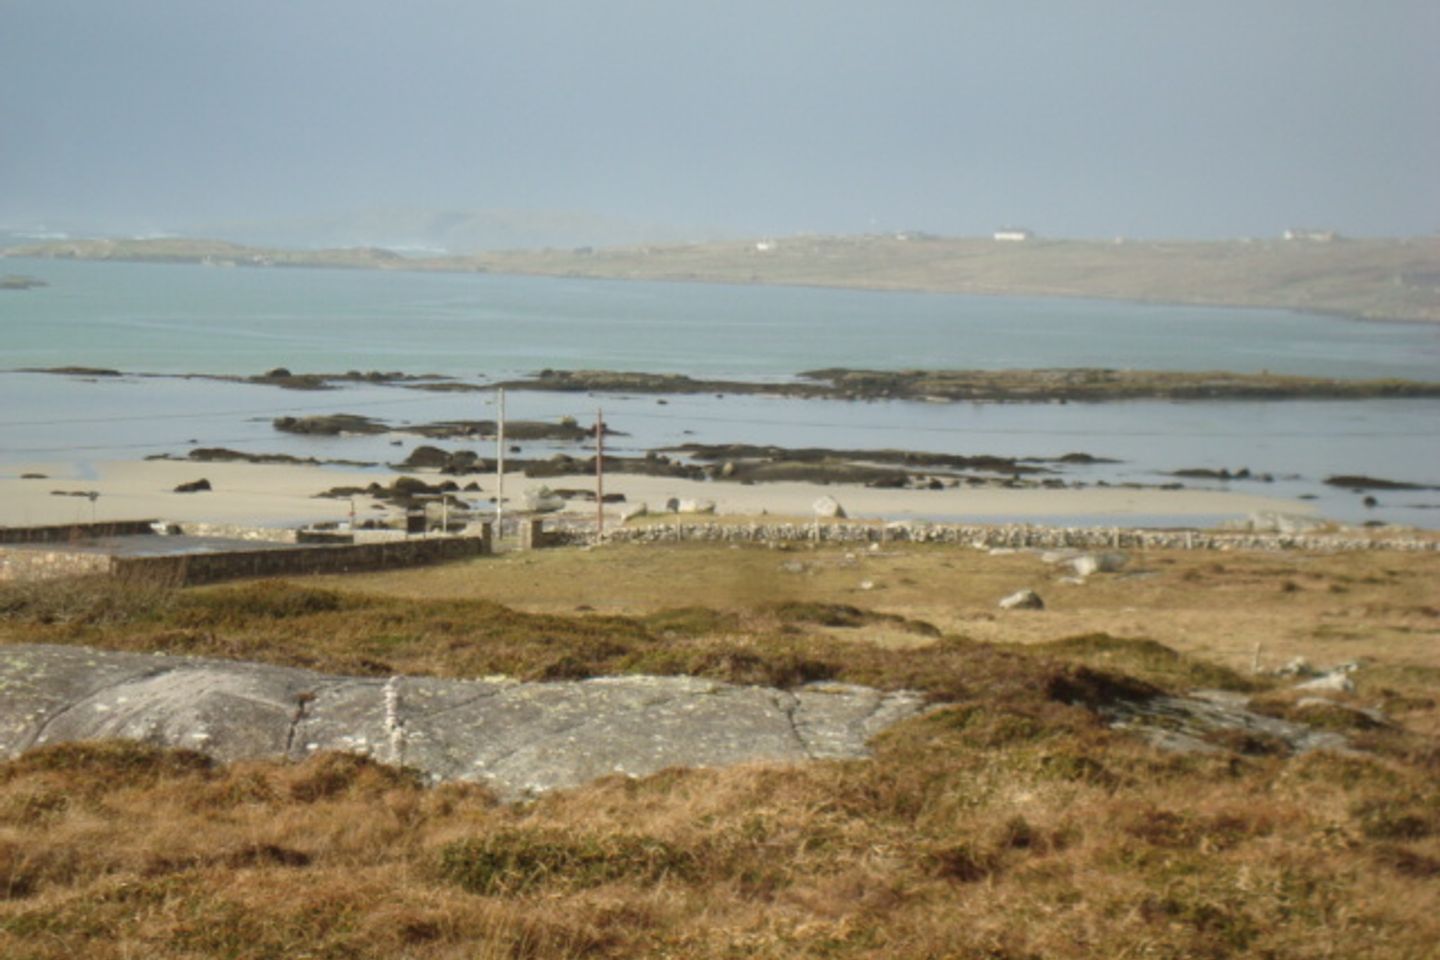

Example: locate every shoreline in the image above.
[0,458,1319,532]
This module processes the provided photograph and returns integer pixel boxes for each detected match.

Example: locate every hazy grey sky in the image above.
[3,0,1436,241]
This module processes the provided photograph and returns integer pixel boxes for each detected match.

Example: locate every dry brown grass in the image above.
[310,540,1440,674]
[1,540,1438,957]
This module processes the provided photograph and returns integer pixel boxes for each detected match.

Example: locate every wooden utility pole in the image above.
[496,388,506,535]
[595,407,605,538]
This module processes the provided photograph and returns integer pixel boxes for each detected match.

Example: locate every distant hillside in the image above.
[473,235,1440,324]
[197,208,707,254]
[7,233,1438,324]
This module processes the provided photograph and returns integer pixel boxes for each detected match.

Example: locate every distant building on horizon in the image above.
[993,228,1034,242]
[1283,228,1339,242]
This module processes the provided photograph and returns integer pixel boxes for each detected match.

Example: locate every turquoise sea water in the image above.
[6,258,1439,379]
[2,258,1438,527]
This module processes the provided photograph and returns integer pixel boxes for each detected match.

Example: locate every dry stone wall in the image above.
[112,536,491,586]
[591,521,1438,553]
[0,548,111,582]
[0,520,157,544]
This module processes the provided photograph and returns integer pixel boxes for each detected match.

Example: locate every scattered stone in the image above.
[1067,552,1128,577]
[998,589,1045,610]
[1294,672,1356,694]
[677,498,716,514]
[173,478,212,493]
[812,495,847,519]
[618,503,648,522]
[779,560,808,574]
[859,580,876,591]
[1275,657,1317,678]
[149,522,182,535]
[1243,511,1328,534]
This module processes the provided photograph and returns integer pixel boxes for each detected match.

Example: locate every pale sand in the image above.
[0,459,1314,530]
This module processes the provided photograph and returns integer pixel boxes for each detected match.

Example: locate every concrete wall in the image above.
[111,534,491,586]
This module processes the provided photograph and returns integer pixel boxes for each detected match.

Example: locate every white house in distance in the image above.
[1282,228,1338,242]
[993,227,1035,242]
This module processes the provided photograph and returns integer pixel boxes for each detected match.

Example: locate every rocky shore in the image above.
[19,364,1440,403]
[495,367,1440,403]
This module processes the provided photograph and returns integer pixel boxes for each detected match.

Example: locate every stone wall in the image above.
[595,521,1439,553]
[111,534,492,586]
[0,520,158,544]
[0,548,111,581]
[175,523,300,543]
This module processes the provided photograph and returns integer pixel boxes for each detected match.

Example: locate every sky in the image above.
[2,0,1437,245]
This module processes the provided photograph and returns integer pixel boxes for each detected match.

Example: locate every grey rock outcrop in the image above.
[1104,690,1350,755]
[0,645,925,801]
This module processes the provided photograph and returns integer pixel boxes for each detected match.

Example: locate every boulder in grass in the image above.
[998,589,1045,610]
[1067,552,1128,577]
[812,495,847,519]
[677,498,716,514]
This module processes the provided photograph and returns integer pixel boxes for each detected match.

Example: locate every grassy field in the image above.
[1,540,1438,958]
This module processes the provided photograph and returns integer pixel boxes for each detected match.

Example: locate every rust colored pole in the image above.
[596,407,605,538]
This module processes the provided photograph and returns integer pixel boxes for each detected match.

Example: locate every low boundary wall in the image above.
[0,548,112,581]
[592,521,1439,552]
[0,521,158,545]
[111,535,491,586]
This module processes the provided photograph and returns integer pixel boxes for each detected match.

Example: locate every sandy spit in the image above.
[0,459,1313,530]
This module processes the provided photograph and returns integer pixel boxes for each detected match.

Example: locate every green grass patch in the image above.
[1031,633,1266,693]
[436,829,694,895]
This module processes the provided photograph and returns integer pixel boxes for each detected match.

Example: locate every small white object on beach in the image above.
[522,487,565,513]
[812,495,847,519]
[677,498,716,514]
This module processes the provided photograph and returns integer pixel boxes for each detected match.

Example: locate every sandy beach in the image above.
[0,458,1314,531]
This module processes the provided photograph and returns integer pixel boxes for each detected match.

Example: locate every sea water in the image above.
[1,258,1437,527]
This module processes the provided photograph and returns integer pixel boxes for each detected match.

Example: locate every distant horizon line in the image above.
[4,227,1437,253]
